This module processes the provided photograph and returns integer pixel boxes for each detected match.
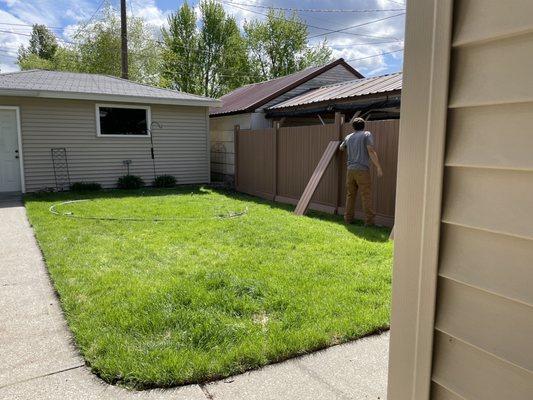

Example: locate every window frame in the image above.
[95,103,152,138]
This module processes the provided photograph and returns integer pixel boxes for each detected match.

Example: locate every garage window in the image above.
[96,104,151,137]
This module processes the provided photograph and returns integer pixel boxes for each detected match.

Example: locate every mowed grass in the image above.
[24,187,392,389]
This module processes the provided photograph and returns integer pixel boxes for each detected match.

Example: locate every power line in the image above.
[72,0,106,39]
[384,0,406,5]
[0,49,19,56]
[330,41,402,48]
[308,12,405,40]
[0,53,18,60]
[345,48,403,62]
[0,22,65,31]
[219,0,404,13]
[0,29,76,45]
[218,0,401,41]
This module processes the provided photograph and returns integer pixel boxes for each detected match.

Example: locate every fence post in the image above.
[335,113,344,214]
[273,122,279,201]
[234,124,240,190]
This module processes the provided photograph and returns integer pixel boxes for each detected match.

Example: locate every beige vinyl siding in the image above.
[0,97,209,191]
[435,0,533,398]
[388,0,533,399]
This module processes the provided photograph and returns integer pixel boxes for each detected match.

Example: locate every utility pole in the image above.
[120,0,128,79]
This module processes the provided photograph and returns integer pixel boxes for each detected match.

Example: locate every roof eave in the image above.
[209,107,256,118]
[267,90,402,113]
[245,58,363,112]
[0,88,221,107]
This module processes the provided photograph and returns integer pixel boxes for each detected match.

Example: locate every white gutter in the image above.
[0,88,222,108]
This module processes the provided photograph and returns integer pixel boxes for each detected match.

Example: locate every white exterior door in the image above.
[0,109,22,192]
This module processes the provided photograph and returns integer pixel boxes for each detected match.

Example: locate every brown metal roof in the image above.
[209,58,363,116]
[268,72,402,110]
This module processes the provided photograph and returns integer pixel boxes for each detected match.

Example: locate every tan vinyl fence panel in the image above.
[236,118,399,226]
[235,127,276,199]
[277,123,338,205]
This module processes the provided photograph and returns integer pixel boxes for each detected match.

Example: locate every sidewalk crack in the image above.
[0,364,85,390]
[200,383,215,399]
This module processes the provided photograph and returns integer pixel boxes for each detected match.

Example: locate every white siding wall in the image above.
[0,97,210,191]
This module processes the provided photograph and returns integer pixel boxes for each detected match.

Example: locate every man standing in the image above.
[340,117,383,226]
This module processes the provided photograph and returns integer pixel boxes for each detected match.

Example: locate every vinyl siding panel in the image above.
[452,0,533,46]
[432,331,533,400]
[441,167,533,239]
[446,103,533,170]
[435,277,533,371]
[0,97,209,191]
[439,224,533,305]
[430,383,465,400]
[449,33,533,108]
[431,1,533,398]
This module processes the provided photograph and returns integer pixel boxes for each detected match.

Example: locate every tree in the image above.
[244,10,332,80]
[161,1,201,93]
[18,25,78,72]
[24,24,58,60]
[161,0,251,98]
[75,6,161,85]
[17,6,161,85]
[18,24,60,68]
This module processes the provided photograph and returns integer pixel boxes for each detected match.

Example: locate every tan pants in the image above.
[344,169,375,225]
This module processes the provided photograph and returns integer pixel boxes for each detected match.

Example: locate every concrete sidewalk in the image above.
[0,193,388,400]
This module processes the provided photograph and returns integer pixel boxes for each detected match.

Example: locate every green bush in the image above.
[153,175,177,188]
[117,175,144,189]
[70,182,102,191]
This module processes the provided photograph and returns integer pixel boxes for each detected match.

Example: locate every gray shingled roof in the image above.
[0,70,220,107]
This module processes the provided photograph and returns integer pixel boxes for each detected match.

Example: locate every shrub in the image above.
[70,182,102,191]
[153,175,177,188]
[117,175,144,189]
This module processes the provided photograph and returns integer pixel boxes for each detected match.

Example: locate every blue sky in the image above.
[0,0,405,76]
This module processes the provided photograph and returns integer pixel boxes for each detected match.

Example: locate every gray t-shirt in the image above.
[340,130,375,170]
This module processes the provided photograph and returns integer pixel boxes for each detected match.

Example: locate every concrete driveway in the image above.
[0,193,388,399]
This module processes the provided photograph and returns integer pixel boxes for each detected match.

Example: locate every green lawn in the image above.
[25,187,392,389]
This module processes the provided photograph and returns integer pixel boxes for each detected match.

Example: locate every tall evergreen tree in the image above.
[27,24,58,60]
[18,24,60,69]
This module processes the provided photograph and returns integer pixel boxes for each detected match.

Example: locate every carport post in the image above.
[335,112,344,214]
[272,122,279,201]
[234,124,240,190]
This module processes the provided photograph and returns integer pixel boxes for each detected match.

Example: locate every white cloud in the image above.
[0,0,405,76]
[131,0,170,30]
[0,9,32,70]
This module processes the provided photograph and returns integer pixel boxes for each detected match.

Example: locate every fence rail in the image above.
[235,116,399,227]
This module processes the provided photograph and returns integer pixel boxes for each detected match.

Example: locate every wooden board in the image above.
[294,140,340,215]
